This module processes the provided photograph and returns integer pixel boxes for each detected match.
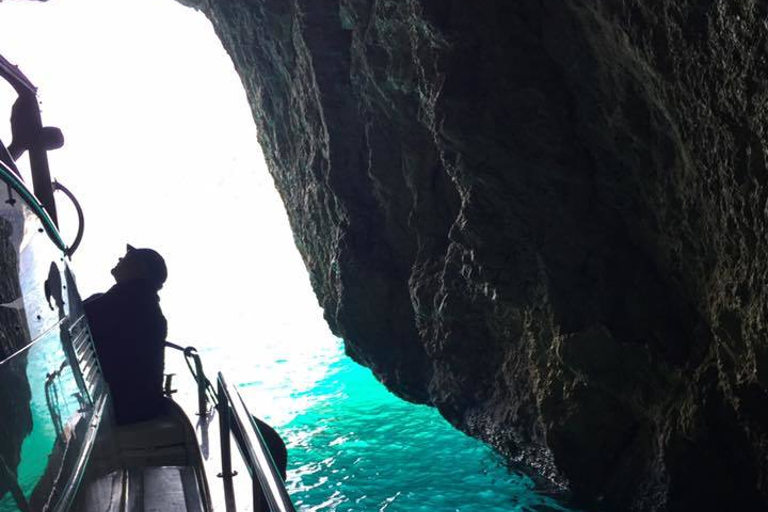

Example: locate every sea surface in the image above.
[199,333,576,512]
[0,331,578,512]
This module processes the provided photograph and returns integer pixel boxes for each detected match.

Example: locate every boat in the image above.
[0,54,295,512]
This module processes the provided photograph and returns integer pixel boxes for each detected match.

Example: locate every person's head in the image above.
[111,244,167,291]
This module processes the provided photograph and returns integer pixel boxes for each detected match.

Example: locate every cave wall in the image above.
[180,0,768,510]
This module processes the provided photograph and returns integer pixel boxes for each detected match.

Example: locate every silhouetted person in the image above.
[84,244,168,425]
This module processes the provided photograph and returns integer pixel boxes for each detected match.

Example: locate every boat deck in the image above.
[73,399,212,512]
[76,466,206,512]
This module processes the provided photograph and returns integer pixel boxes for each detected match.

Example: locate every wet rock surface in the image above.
[187,0,768,509]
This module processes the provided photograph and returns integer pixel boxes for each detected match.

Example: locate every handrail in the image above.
[217,373,295,512]
[51,393,107,512]
[52,180,85,257]
[0,158,67,252]
[0,54,37,96]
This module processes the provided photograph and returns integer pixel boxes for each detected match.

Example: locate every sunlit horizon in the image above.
[0,0,343,432]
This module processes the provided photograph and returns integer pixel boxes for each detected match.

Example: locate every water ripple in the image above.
[254,339,581,512]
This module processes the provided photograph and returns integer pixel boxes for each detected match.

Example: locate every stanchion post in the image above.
[218,377,234,481]
[193,353,207,416]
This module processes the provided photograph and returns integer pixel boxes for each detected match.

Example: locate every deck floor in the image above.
[77,466,205,512]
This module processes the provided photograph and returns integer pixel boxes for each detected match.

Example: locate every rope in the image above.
[165,342,218,407]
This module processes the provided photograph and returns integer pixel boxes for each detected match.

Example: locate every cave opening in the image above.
[0,0,577,510]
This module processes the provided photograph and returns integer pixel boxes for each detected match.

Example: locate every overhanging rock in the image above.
[185,1,768,510]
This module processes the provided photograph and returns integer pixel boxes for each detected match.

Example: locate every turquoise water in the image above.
[230,338,575,512]
[16,333,80,494]
[0,332,83,511]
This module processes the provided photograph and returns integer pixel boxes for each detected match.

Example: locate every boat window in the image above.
[0,183,69,362]
[0,202,97,510]
[0,151,73,359]
[0,328,94,511]
[0,74,100,511]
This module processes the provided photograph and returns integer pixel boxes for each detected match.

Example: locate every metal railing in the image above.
[217,373,295,512]
[164,342,295,512]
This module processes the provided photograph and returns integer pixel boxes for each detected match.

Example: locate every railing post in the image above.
[218,378,234,481]
[253,477,263,512]
[217,372,294,512]
[193,353,207,416]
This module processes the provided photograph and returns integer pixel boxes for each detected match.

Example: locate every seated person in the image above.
[84,244,168,425]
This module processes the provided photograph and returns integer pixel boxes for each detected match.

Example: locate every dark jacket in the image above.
[84,279,167,424]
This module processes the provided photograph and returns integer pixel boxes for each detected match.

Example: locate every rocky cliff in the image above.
[181,0,768,509]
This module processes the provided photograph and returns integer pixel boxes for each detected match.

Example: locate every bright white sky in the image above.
[0,0,334,401]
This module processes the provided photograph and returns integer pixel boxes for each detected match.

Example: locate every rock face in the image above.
[186,0,768,510]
